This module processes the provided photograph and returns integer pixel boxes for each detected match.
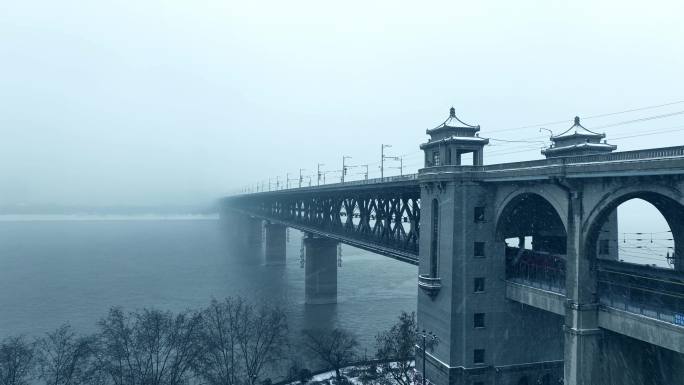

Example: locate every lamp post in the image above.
[317,163,325,186]
[381,144,392,178]
[388,156,404,176]
[299,168,306,188]
[416,329,438,385]
[341,156,352,183]
[360,164,369,180]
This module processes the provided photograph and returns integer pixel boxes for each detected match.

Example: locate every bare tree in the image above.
[96,307,203,385]
[194,298,243,385]
[0,336,34,385]
[302,328,358,381]
[375,312,416,385]
[195,297,288,385]
[35,324,96,385]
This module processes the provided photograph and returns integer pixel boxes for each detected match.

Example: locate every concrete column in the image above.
[264,223,287,265]
[670,214,684,272]
[564,191,602,385]
[474,149,483,165]
[597,210,619,261]
[304,235,338,305]
[242,217,263,257]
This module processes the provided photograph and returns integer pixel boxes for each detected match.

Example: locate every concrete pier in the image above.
[304,235,338,305]
[264,222,287,265]
[245,216,263,252]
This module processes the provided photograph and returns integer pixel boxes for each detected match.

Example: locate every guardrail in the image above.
[598,280,684,327]
[597,261,684,327]
[506,260,567,294]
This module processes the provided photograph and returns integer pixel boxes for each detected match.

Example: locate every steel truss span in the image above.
[229,189,420,264]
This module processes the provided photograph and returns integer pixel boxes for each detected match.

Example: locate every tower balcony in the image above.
[418,274,442,298]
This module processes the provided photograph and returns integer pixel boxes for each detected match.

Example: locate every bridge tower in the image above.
[543,116,620,261]
[417,108,564,385]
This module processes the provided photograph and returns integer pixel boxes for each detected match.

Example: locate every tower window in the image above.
[474,206,485,222]
[474,277,485,293]
[432,151,440,166]
[474,313,485,328]
[474,242,485,258]
[430,199,439,278]
[474,349,485,364]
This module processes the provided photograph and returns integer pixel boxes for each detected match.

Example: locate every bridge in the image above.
[221,109,684,385]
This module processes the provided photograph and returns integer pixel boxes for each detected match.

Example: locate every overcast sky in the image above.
[1,0,683,207]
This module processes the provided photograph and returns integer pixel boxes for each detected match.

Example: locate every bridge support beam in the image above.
[264,223,287,265]
[304,235,338,305]
[564,191,602,385]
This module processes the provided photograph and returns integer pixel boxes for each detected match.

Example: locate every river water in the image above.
[0,217,417,370]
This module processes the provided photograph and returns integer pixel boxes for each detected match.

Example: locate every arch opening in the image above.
[586,192,684,325]
[496,193,567,294]
[595,198,675,269]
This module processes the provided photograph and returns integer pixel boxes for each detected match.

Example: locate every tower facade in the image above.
[417,108,564,385]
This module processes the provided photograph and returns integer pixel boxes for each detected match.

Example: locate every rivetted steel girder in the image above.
[225,185,420,260]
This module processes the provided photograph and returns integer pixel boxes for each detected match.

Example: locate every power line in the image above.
[486,99,684,134]
[592,110,684,129]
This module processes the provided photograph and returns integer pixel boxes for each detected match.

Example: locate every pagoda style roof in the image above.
[420,134,489,149]
[426,107,480,134]
[542,116,616,157]
[553,116,605,139]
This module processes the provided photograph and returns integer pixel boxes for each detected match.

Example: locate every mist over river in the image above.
[0,217,416,370]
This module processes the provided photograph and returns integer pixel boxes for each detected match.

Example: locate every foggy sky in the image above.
[1,0,683,207]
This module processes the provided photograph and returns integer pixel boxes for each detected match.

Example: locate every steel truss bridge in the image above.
[227,174,421,264]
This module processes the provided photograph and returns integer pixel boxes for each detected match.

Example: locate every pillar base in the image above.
[304,235,338,305]
[264,223,287,265]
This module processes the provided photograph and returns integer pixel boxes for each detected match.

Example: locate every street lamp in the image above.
[388,156,404,176]
[359,164,369,180]
[381,144,392,178]
[341,156,352,183]
[299,168,306,188]
[415,329,439,385]
[317,163,325,186]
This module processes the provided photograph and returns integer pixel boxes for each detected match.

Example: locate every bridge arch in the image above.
[494,185,569,233]
[583,184,684,270]
[495,191,568,292]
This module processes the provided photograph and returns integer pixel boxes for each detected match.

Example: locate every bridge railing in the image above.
[505,248,566,294]
[597,262,684,327]
[598,280,684,326]
[562,146,684,164]
[480,146,684,172]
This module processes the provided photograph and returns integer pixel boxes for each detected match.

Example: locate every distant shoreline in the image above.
[0,214,219,222]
